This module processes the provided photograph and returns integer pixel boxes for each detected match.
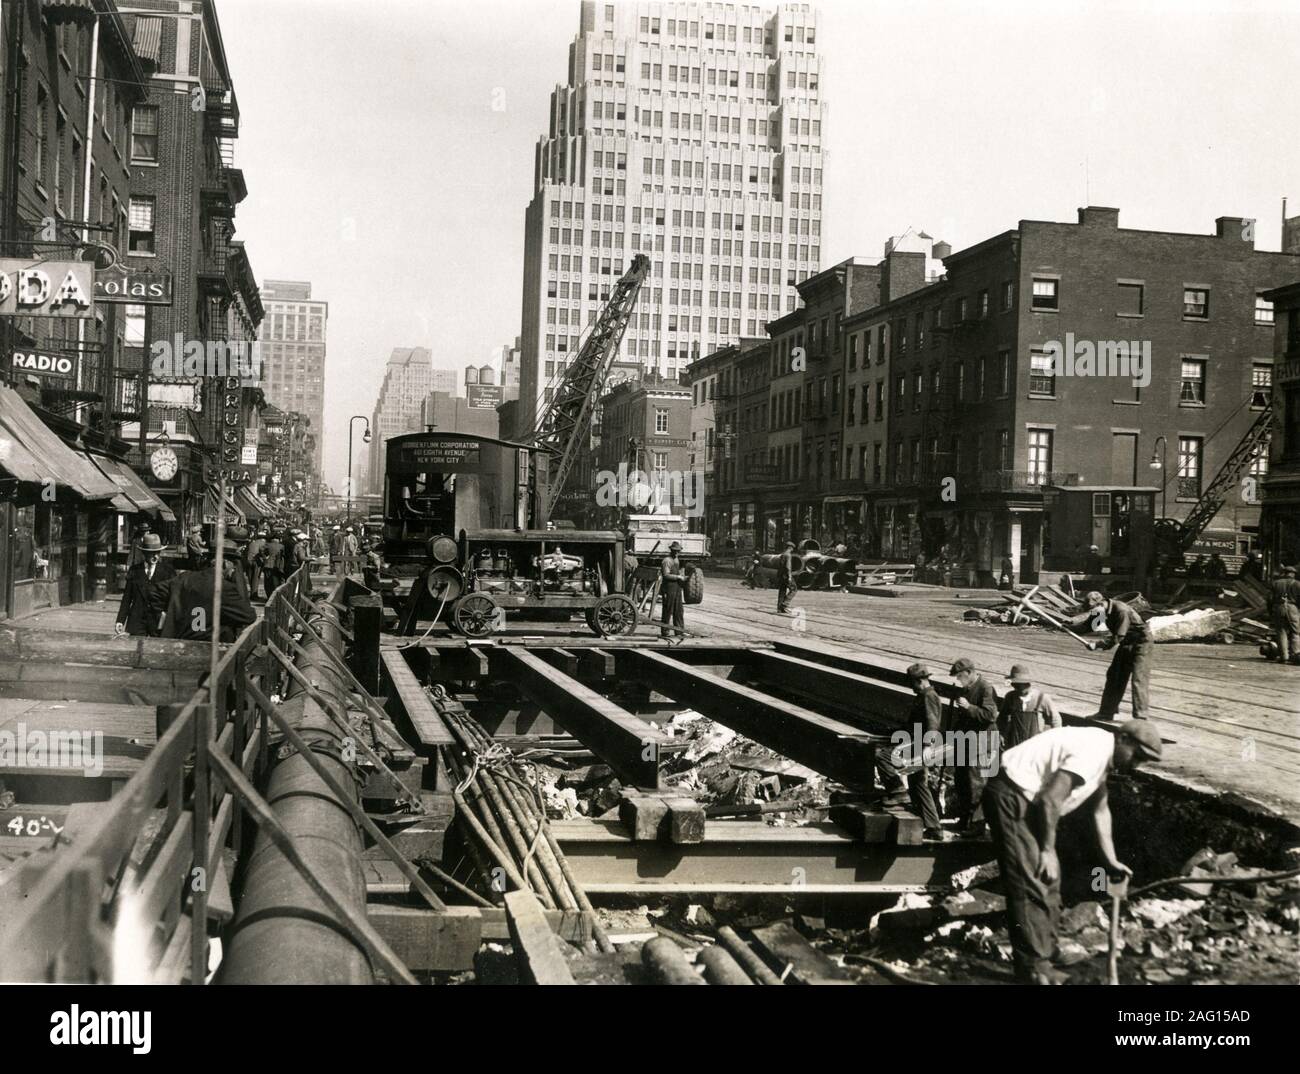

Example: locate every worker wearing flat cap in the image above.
[875,663,947,840]
[984,721,1162,984]
[1269,565,1300,664]
[1084,590,1154,720]
[659,540,686,639]
[162,526,256,643]
[948,657,1000,835]
[997,664,1062,750]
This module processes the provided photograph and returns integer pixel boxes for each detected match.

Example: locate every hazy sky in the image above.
[220,0,1300,491]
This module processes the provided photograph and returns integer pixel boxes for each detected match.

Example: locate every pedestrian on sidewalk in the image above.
[1268,565,1300,664]
[261,530,285,598]
[984,722,1160,984]
[243,530,266,600]
[1085,591,1154,720]
[776,540,798,613]
[998,664,1062,750]
[659,541,686,639]
[948,657,999,835]
[329,525,344,574]
[162,528,256,642]
[185,524,208,569]
[115,534,176,637]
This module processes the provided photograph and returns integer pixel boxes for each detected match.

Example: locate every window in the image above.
[124,304,146,346]
[128,197,155,253]
[1177,437,1203,498]
[1179,359,1206,405]
[652,451,668,473]
[654,407,669,435]
[979,290,989,318]
[1031,278,1059,311]
[1183,287,1209,319]
[998,350,1010,395]
[1117,281,1144,316]
[34,84,49,186]
[1256,294,1274,326]
[1027,429,1053,484]
[131,106,159,162]
[1251,364,1271,409]
[1000,280,1014,312]
[1029,351,1055,395]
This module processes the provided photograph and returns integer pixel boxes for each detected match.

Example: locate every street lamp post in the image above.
[1149,435,1169,523]
[347,415,371,524]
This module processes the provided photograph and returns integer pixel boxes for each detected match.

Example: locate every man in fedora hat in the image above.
[948,656,1000,835]
[162,526,256,642]
[659,540,686,639]
[1269,564,1300,664]
[984,721,1162,984]
[115,532,177,637]
[997,664,1062,750]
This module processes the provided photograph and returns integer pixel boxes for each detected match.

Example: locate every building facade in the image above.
[518,1,825,432]
[364,348,452,495]
[1260,279,1300,569]
[259,279,326,474]
[593,372,693,527]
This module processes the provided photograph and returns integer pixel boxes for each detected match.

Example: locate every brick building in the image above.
[840,207,1298,582]
[1260,278,1300,569]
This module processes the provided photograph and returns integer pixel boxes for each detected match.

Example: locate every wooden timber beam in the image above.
[504,890,576,985]
[617,649,876,788]
[492,648,666,789]
[743,650,914,729]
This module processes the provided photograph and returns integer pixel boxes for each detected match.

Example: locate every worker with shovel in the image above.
[1084,590,1154,720]
[984,721,1162,984]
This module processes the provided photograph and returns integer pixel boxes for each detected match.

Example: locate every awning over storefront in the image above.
[203,485,245,525]
[131,15,162,63]
[0,386,119,501]
[233,485,266,521]
[88,455,175,520]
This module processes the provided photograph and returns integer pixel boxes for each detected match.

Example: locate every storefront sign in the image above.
[398,438,482,470]
[93,268,173,306]
[0,260,94,318]
[745,462,779,482]
[218,376,251,483]
[9,349,74,379]
[467,384,503,409]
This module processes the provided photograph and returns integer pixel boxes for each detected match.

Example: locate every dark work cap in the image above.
[1116,719,1162,762]
[949,657,975,675]
[905,662,930,681]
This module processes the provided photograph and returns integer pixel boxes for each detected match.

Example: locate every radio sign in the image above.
[10,349,74,379]
[399,438,482,471]
[94,268,173,306]
[0,259,94,318]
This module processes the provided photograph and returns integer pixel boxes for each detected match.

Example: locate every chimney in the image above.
[1077,206,1120,228]
[1215,216,1253,245]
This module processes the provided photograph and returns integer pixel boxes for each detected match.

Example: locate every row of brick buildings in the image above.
[680,206,1300,583]
[0,0,285,617]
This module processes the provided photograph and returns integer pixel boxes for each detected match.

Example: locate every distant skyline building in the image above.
[260,280,327,474]
[365,348,452,495]
[518,1,826,430]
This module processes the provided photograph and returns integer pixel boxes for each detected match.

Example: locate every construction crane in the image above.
[530,253,650,518]
[1155,401,1273,555]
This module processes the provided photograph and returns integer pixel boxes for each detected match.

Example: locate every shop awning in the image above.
[131,16,162,64]
[233,485,266,521]
[0,386,119,501]
[203,485,245,524]
[88,455,174,520]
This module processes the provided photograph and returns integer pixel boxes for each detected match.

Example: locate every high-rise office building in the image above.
[260,280,327,473]
[518,1,825,430]
[365,348,453,495]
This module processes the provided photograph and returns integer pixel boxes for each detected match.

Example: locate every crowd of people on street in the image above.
[115,519,379,644]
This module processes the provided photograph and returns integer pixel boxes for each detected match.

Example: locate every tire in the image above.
[685,566,704,605]
[591,594,638,637]
[452,593,498,638]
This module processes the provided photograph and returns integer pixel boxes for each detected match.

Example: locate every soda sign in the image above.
[0,260,94,318]
[10,349,74,379]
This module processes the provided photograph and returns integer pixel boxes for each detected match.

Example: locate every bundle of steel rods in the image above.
[430,687,615,954]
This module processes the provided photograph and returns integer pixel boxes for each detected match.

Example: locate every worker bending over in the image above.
[1085,590,1154,720]
[985,721,1161,983]
[873,663,947,841]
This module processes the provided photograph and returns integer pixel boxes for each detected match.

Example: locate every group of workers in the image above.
[883,655,1162,984]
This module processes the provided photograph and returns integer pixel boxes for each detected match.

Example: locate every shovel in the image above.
[1106,872,1130,985]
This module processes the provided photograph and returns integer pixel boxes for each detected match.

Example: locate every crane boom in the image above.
[531,253,650,517]
[1162,402,1273,553]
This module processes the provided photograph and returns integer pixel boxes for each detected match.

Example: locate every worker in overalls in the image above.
[997,664,1063,750]
[660,540,686,639]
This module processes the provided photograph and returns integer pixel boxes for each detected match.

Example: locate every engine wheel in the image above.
[453,593,498,638]
[591,594,638,637]
[685,566,705,605]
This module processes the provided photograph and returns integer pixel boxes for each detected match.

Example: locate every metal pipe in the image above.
[641,937,705,986]
[716,926,783,985]
[699,944,754,985]
[220,597,372,984]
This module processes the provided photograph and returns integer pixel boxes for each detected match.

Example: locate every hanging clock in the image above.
[150,447,179,481]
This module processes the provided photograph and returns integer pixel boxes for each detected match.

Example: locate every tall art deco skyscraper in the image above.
[519,1,825,429]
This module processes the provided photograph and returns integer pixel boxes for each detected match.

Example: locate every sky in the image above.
[219,0,1300,492]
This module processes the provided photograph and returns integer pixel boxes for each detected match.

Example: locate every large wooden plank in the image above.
[367,905,483,972]
[494,648,665,789]
[380,650,454,747]
[504,890,576,985]
[620,649,875,788]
